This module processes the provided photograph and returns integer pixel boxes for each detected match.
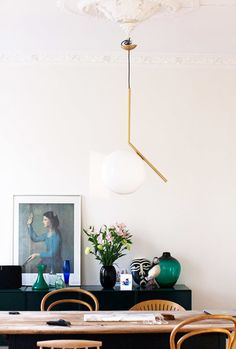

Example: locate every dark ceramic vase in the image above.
[32,264,49,291]
[100,265,116,289]
[155,252,181,288]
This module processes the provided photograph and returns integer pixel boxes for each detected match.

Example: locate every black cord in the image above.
[121,38,132,89]
[128,49,130,89]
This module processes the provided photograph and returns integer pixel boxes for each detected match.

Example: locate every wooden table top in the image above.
[0,310,233,335]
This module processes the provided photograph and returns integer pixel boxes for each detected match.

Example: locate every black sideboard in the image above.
[0,284,191,311]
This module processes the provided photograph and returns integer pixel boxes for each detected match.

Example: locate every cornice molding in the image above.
[1,52,236,66]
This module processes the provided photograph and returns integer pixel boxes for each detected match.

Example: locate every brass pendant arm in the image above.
[128,88,167,182]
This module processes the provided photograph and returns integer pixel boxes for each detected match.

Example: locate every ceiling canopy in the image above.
[0,0,236,58]
[58,0,190,34]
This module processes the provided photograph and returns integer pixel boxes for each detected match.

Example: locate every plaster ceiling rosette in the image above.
[58,0,197,34]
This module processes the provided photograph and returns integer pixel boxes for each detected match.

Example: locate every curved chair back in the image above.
[129,299,185,311]
[170,314,236,349]
[40,287,99,311]
[37,339,102,349]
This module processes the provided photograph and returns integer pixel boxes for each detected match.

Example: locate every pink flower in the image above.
[100,224,107,233]
[97,234,103,244]
[115,222,128,237]
[106,232,113,243]
[118,223,127,229]
[122,230,129,238]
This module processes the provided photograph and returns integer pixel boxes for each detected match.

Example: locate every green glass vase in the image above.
[32,264,49,291]
[155,252,181,288]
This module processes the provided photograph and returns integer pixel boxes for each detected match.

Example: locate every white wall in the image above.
[0,60,236,309]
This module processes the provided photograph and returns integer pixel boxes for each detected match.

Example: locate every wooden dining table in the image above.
[0,310,232,349]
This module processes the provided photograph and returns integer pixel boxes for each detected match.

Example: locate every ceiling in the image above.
[0,0,236,57]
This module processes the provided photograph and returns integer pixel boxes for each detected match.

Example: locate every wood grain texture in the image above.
[0,311,234,335]
[37,339,102,349]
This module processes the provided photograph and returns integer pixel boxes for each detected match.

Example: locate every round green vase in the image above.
[155,252,181,288]
[32,264,49,291]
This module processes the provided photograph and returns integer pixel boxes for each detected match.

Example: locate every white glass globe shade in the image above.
[102,150,146,194]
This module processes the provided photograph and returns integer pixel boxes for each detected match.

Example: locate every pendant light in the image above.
[101,38,167,194]
[59,0,171,193]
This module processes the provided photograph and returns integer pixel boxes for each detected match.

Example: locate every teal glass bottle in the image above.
[155,252,181,288]
[55,275,65,289]
[32,264,49,291]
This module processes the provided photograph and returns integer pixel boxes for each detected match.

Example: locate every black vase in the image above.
[100,265,116,289]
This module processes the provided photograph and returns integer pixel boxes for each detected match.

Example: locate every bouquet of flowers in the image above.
[83,223,132,266]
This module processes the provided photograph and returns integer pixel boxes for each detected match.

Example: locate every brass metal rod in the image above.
[127,88,167,182]
[128,88,131,142]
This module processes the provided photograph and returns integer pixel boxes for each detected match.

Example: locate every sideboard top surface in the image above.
[0,284,190,293]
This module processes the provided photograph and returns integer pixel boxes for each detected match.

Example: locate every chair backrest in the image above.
[129,299,186,311]
[37,339,102,349]
[170,314,236,349]
[40,287,99,311]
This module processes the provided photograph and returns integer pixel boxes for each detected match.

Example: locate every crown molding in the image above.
[0,52,236,66]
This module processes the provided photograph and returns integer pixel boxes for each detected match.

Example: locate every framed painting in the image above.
[13,195,81,286]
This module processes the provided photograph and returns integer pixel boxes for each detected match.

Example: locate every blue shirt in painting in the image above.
[28,225,62,273]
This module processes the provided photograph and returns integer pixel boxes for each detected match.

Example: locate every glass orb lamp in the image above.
[102,150,146,194]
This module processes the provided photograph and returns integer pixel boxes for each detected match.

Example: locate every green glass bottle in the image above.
[32,264,49,291]
[155,252,181,288]
[55,275,65,289]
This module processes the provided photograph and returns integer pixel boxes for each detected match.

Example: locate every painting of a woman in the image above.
[14,195,81,285]
[26,211,62,273]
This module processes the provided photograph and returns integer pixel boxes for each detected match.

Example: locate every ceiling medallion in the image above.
[58,0,189,34]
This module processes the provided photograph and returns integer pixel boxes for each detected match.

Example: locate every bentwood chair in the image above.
[170,314,236,349]
[40,287,99,311]
[37,339,102,349]
[129,299,186,311]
